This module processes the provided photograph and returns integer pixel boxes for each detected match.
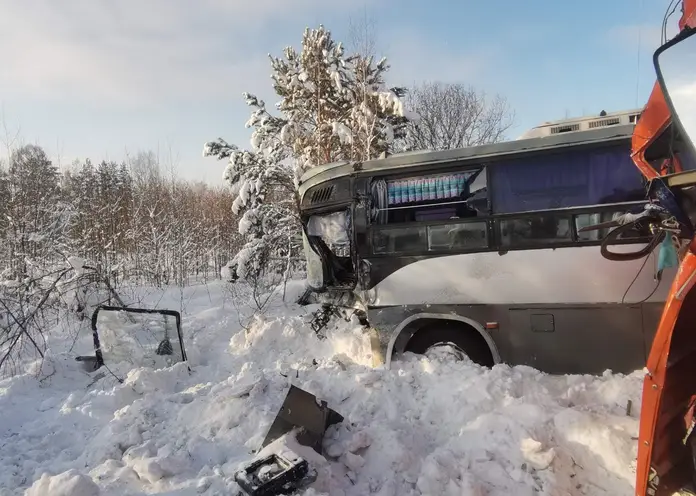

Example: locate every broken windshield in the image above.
[307,210,350,256]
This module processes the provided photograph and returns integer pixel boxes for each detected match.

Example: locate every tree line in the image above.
[0,146,242,288]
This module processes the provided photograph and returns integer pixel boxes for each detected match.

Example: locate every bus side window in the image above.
[488,145,644,213]
[575,213,603,241]
[574,210,651,243]
[427,221,488,251]
[499,214,572,247]
[381,168,487,224]
[373,226,427,254]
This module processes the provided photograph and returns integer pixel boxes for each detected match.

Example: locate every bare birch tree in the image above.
[402,82,515,151]
[347,9,379,60]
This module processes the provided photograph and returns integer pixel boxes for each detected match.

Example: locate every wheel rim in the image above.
[424,342,468,362]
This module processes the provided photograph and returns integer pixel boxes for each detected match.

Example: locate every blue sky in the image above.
[0,0,680,184]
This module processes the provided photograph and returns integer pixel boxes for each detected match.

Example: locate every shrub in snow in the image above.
[204,25,415,290]
[0,252,134,377]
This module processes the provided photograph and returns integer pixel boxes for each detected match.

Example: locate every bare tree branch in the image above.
[0,268,70,373]
[347,9,379,60]
[401,82,515,151]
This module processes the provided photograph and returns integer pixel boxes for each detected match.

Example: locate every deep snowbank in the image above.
[0,281,644,495]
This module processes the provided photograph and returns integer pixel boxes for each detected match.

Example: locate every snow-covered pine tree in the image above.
[204,25,415,288]
[341,54,414,162]
[203,118,301,290]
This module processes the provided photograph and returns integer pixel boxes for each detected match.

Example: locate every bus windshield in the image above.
[303,209,354,290]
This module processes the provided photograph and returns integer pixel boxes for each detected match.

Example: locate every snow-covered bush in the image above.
[0,253,129,377]
[204,25,415,289]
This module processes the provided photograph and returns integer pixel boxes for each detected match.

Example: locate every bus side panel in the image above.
[506,305,645,375]
[371,303,653,375]
[641,301,665,361]
[367,248,674,307]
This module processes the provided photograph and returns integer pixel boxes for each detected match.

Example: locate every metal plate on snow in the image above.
[260,385,344,454]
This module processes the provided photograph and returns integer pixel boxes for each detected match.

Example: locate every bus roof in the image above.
[298,123,635,193]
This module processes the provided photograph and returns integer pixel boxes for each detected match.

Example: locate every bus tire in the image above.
[404,320,495,367]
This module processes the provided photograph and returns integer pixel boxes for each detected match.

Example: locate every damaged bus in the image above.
[298,113,678,375]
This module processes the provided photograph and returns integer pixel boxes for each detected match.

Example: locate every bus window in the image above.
[306,210,355,287]
[427,221,488,251]
[307,211,350,256]
[499,214,572,247]
[302,231,324,289]
[373,226,427,254]
[575,210,651,242]
[370,168,487,224]
[489,145,645,214]
[675,150,696,171]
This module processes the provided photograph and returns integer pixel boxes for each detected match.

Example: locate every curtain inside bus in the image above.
[489,145,646,213]
[371,179,389,224]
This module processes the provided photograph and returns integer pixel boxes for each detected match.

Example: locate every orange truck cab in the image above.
[621,3,696,494]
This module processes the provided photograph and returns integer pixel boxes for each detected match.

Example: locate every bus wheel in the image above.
[404,321,494,367]
[423,343,468,362]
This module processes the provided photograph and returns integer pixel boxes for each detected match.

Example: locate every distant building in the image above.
[518,108,644,140]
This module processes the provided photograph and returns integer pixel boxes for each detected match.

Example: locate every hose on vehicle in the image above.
[600,222,666,261]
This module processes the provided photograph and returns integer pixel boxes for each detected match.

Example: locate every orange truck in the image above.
[613,1,696,494]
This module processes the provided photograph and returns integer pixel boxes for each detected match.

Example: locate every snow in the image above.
[0,280,645,495]
[25,469,100,496]
[238,210,257,236]
[376,89,406,117]
[67,256,86,271]
[280,123,296,145]
[331,121,353,145]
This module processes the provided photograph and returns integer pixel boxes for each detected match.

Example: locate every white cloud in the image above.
[0,0,372,108]
[0,0,498,111]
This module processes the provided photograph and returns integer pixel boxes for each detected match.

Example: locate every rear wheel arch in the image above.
[385,313,501,368]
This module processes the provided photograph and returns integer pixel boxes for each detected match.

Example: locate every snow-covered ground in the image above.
[0,280,644,496]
